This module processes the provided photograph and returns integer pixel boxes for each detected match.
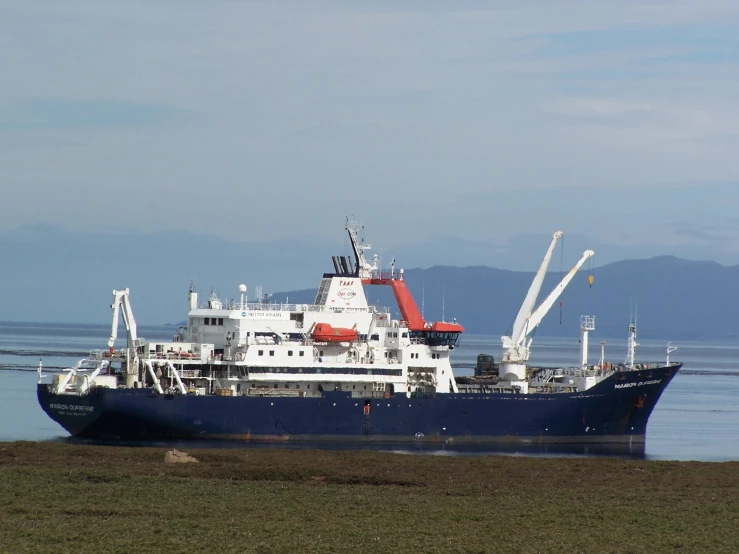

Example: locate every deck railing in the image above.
[199,301,390,314]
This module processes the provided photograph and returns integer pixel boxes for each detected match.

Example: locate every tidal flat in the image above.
[1,442,738,553]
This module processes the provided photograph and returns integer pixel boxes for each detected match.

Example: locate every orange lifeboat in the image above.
[311,323,358,343]
[429,321,464,333]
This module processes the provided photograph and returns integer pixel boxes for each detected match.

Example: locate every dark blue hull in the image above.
[38,364,680,444]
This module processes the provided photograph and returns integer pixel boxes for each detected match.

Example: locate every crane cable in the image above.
[559,235,564,324]
[588,255,594,288]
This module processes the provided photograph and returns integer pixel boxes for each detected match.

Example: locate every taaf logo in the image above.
[337,288,356,299]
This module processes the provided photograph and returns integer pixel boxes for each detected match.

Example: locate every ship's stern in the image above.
[37,384,105,437]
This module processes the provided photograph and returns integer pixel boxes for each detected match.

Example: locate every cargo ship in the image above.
[37,221,681,444]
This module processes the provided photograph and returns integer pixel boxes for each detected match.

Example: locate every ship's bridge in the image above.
[410,330,460,347]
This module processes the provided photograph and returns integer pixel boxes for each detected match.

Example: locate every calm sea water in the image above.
[1,322,738,461]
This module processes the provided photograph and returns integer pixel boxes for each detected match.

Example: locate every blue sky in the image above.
[2,0,739,269]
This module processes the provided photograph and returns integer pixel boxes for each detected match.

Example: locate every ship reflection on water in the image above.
[381,442,647,459]
[57,437,647,460]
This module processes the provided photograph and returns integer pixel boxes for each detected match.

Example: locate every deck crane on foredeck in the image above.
[499,232,595,382]
[108,288,140,387]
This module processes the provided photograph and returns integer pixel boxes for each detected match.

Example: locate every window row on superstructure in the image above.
[408,352,445,359]
[256,349,306,357]
[246,366,403,376]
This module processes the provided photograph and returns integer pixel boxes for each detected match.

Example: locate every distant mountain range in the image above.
[271,256,738,341]
[0,225,736,341]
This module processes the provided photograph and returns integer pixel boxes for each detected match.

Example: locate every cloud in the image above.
[541,98,654,119]
[0,100,183,130]
[0,1,738,253]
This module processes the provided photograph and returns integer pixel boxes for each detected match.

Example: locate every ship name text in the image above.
[614,379,663,390]
[49,403,94,412]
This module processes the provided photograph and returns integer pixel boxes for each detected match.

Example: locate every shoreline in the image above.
[2,442,738,552]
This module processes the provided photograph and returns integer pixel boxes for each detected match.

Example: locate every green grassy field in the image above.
[0,442,738,553]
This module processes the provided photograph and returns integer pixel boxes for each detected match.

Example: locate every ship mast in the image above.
[666,342,678,365]
[626,319,638,369]
[345,218,377,279]
[599,340,606,369]
[580,315,595,368]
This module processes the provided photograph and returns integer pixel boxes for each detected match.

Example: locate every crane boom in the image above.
[510,231,563,346]
[499,232,595,382]
[108,294,122,347]
[107,288,141,388]
[524,249,595,336]
[121,293,137,343]
[107,289,138,348]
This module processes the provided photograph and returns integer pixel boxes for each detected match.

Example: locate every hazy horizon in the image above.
[1,223,737,341]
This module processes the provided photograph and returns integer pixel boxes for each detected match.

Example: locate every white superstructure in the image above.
[42,223,677,400]
[48,221,463,399]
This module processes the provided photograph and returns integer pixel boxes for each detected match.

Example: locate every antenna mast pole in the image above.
[442,285,445,322]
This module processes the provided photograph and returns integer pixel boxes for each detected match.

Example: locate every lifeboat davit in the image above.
[311,323,358,343]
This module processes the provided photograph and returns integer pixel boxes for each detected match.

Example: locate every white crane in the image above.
[108,288,140,387]
[499,232,594,381]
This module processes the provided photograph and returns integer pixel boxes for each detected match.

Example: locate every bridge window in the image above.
[218,318,224,325]
[409,330,460,347]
